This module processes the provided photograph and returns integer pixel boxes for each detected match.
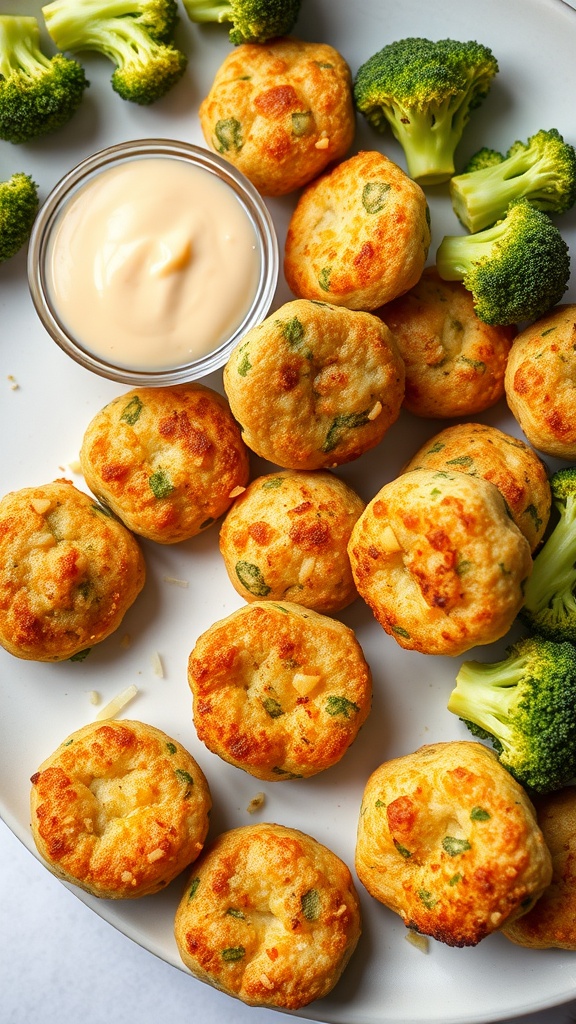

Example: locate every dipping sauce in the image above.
[45,157,262,371]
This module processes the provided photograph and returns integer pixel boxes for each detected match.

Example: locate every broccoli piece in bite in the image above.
[451,128,576,232]
[353,37,498,185]
[448,635,576,793]
[463,146,503,173]
[181,0,301,45]
[0,172,39,263]
[0,14,88,144]
[42,0,187,105]
[521,469,576,643]
[436,197,570,325]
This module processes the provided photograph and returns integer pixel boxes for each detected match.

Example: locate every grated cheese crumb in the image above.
[298,556,317,584]
[405,930,430,953]
[30,498,51,515]
[68,459,82,474]
[88,690,101,705]
[379,524,403,553]
[246,792,265,814]
[151,651,164,678]
[315,136,330,150]
[95,684,138,721]
[291,671,322,696]
[7,375,19,391]
[147,848,166,864]
[229,485,246,498]
[163,575,189,588]
[258,973,275,990]
[367,401,383,421]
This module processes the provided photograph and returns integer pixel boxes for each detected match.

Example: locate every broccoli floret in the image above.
[450,128,576,232]
[42,0,187,105]
[353,37,498,185]
[521,469,576,643]
[447,635,576,793]
[0,172,39,263]
[436,197,570,325]
[463,147,503,173]
[182,0,301,45]
[0,15,88,144]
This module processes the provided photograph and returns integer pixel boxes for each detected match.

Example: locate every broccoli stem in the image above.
[447,658,523,751]
[523,493,576,615]
[182,0,231,21]
[451,148,565,232]
[0,16,52,81]
[435,216,508,280]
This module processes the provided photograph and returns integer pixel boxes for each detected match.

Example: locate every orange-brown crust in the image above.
[0,479,145,661]
[403,423,551,553]
[30,719,211,899]
[378,267,515,418]
[199,38,355,196]
[284,150,430,310]
[174,823,361,1008]
[80,384,249,544]
[355,742,552,947]
[503,787,576,949]
[219,470,365,613]
[188,601,372,780]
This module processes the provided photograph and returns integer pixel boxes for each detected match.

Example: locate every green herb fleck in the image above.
[442,836,471,857]
[214,117,243,153]
[318,266,331,292]
[235,561,271,597]
[393,839,412,858]
[541,327,556,337]
[427,441,445,454]
[322,411,370,453]
[70,648,91,662]
[325,694,360,718]
[314,60,333,68]
[221,946,245,962]
[470,806,491,822]
[417,889,438,909]
[292,111,312,136]
[261,477,284,490]
[392,625,411,639]
[175,769,194,787]
[282,316,310,355]
[262,696,284,718]
[149,470,174,499]
[91,503,114,518]
[166,742,177,755]
[455,558,473,577]
[362,181,391,214]
[200,517,215,530]
[459,356,486,373]
[301,888,321,921]
[449,873,462,886]
[272,766,303,778]
[270,603,290,613]
[64,738,74,746]
[226,908,246,919]
[120,395,143,425]
[430,487,441,498]
[375,798,386,808]
[237,351,252,376]
[446,456,474,468]
[524,503,543,531]
[188,878,200,900]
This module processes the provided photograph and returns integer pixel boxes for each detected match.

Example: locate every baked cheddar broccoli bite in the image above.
[348,469,532,656]
[223,299,405,470]
[503,786,576,949]
[378,267,515,418]
[403,423,551,553]
[0,479,145,662]
[356,741,552,947]
[505,304,576,459]
[199,37,355,196]
[219,470,365,613]
[188,601,372,780]
[174,823,361,1008]
[284,150,431,310]
[30,719,211,899]
[80,383,249,544]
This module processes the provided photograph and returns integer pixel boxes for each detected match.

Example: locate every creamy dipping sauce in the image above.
[45,157,261,371]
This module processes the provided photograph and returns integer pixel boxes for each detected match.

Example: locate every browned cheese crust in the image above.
[199,37,355,196]
[504,304,576,458]
[80,384,249,544]
[219,470,365,613]
[503,787,576,949]
[223,299,405,469]
[30,719,212,899]
[174,823,361,1008]
[378,267,516,418]
[0,480,145,662]
[355,741,553,947]
[347,469,532,656]
[403,423,551,552]
[284,150,431,310]
[188,601,372,780]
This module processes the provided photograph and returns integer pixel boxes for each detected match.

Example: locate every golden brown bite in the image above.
[199,37,355,196]
[284,150,431,310]
[355,741,552,947]
[188,601,372,780]
[219,470,365,613]
[30,719,212,899]
[378,268,515,418]
[80,383,249,544]
[0,479,145,662]
[403,423,551,552]
[174,823,361,1008]
[223,299,405,469]
[348,469,532,656]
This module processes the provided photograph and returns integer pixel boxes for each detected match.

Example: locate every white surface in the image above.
[2,1,576,1023]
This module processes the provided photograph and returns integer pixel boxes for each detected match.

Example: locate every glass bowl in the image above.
[27,138,279,386]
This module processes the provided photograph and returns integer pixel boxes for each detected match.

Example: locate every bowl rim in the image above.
[27,137,279,386]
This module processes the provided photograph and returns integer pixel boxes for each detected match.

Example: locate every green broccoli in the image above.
[435,197,570,325]
[353,37,498,185]
[0,14,88,144]
[0,172,39,263]
[450,128,576,232]
[42,0,187,105]
[462,147,504,173]
[521,469,576,643]
[181,0,301,45]
[447,635,576,793]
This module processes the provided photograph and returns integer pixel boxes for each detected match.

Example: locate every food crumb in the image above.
[95,683,139,721]
[405,930,430,953]
[7,374,18,390]
[315,136,330,150]
[151,651,164,678]
[246,792,265,814]
[88,690,101,705]
[163,575,189,588]
[68,459,82,474]
[229,485,246,498]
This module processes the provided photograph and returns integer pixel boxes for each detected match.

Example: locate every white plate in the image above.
[1,1,576,1022]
